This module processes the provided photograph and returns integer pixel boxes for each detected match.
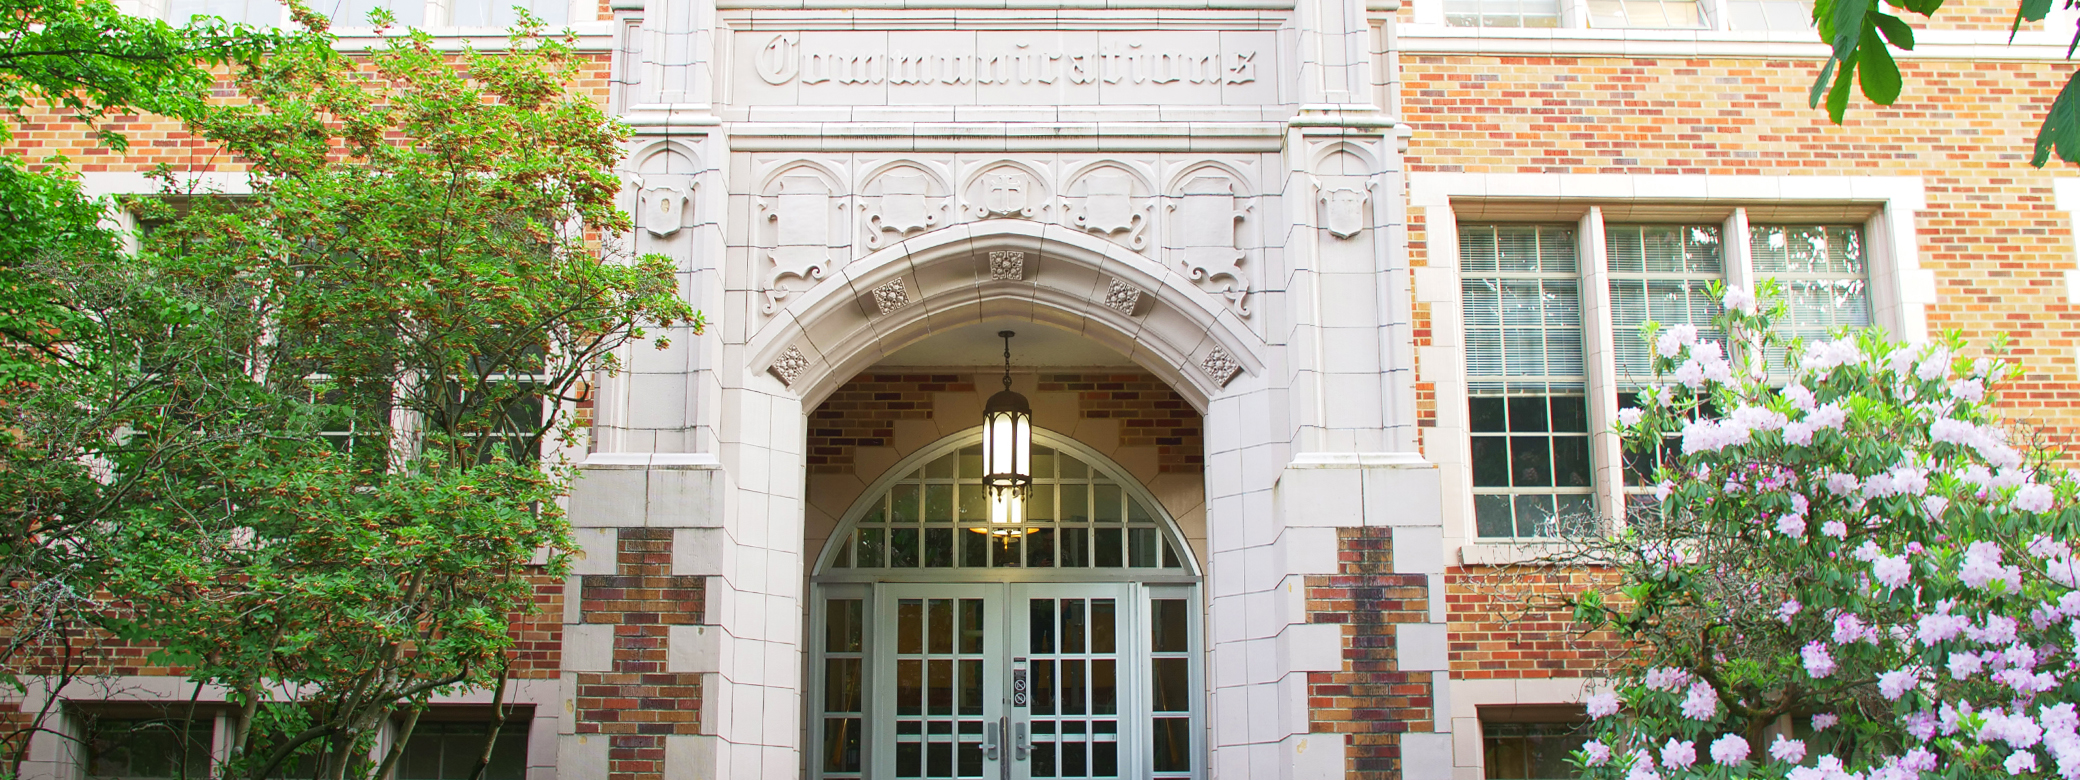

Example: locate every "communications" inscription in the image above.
[752,34,1258,87]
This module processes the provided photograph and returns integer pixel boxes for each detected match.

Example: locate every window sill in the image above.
[1457,541,1572,566]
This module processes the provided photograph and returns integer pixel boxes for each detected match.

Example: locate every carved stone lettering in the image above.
[1173,175,1252,316]
[990,251,1025,281]
[762,175,835,314]
[753,34,1261,89]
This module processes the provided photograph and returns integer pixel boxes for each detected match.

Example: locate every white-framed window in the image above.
[79,713,215,780]
[1439,0,1804,31]
[1459,213,1872,540]
[395,718,531,780]
[1412,174,1932,561]
[1478,706,1590,780]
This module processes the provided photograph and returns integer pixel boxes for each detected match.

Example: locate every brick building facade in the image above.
[9,0,2080,774]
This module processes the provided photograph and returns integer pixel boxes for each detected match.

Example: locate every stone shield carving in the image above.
[760,174,838,314]
[865,171,944,249]
[1171,175,1252,316]
[967,168,1046,220]
[640,185,694,237]
[1322,187,1367,240]
[984,172,1031,217]
[1071,171,1150,250]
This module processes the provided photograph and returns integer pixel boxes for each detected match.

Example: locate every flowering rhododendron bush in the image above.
[1567,282,2080,780]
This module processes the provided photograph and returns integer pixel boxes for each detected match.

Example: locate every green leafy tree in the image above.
[1810,0,2080,166]
[93,14,700,778]
[3,8,698,778]
[0,0,292,768]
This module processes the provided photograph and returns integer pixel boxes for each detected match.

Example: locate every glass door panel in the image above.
[875,585,1006,780]
[1010,583,1132,780]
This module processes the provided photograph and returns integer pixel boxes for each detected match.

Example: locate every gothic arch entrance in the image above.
[808,429,1205,780]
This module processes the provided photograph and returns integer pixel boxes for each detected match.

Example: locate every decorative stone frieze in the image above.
[769,347,809,387]
[967,167,1046,220]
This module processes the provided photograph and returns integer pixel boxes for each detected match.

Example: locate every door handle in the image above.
[1014,721,1030,760]
[986,719,1001,761]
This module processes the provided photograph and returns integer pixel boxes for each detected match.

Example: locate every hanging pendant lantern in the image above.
[981,330,1032,527]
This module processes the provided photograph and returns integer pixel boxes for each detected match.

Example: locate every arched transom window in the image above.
[823,440,1191,574]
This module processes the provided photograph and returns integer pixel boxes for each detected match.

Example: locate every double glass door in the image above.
[832,582,1194,780]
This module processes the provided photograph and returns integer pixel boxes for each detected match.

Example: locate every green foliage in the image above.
[1563,283,2080,778]
[1,9,696,779]
[1807,0,2080,167]
[0,0,288,148]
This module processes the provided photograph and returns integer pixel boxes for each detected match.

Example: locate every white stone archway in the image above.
[747,220,1267,411]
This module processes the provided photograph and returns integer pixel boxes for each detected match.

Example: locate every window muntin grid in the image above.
[1751,224,1870,368]
[1605,224,1725,388]
[1587,0,1707,27]
[1443,0,1562,27]
[1461,225,1594,542]
[827,444,1186,572]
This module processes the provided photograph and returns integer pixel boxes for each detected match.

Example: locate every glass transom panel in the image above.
[828,445,1185,572]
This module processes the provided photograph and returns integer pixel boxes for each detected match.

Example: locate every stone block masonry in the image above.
[576,528,705,780]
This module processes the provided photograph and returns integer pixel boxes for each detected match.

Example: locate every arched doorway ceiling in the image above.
[749,220,1265,412]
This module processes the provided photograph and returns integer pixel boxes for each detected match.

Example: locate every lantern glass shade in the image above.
[981,388,1032,517]
[988,489,1025,529]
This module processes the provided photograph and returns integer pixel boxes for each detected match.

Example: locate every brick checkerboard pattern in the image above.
[1305,527,1436,779]
[575,528,706,780]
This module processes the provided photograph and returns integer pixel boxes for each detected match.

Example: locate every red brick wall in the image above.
[807,371,1205,475]
[575,528,705,780]
[1404,54,2080,454]
[1408,52,2080,677]
[1039,372,1204,474]
[1306,527,1436,779]
[5,55,614,174]
[808,373,977,474]
[1444,566,1625,678]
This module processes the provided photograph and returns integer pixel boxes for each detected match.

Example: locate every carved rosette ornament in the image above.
[1070,170,1151,250]
[769,347,810,387]
[1199,346,1241,387]
[1171,175,1252,316]
[1102,277,1145,316]
[760,174,839,314]
[990,251,1025,281]
[873,278,912,315]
